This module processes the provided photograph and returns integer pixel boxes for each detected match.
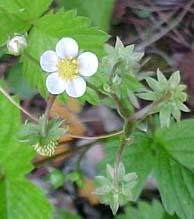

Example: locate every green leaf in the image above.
[0,0,52,44]
[111,193,119,215]
[58,0,115,31]
[155,149,194,219]
[169,71,180,88]
[7,62,35,99]
[0,0,52,20]
[154,119,194,219]
[57,209,80,219]
[23,10,108,97]
[0,12,30,45]
[159,104,171,128]
[155,119,194,171]
[145,77,160,92]
[116,200,179,219]
[46,168,65,189]
[79,87,100,105]
[157,69,168,84]
[0,81,52,219]
[0,179,52,219]
[137,91,157,101]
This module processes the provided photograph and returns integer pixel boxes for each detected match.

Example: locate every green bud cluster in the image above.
[137,69,190,127]
[102,38,144,110]
[94,163,137,215]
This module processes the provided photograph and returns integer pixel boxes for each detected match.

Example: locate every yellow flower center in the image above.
[57,58,78,80]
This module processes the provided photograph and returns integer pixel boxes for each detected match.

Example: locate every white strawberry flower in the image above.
[40,37,98,97]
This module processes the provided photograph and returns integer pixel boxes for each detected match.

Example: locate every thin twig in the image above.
[0,86,38,122]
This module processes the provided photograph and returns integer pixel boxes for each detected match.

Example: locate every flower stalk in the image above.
[41,94,56,137]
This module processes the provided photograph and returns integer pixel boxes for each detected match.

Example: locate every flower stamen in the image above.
[57,58,78,80]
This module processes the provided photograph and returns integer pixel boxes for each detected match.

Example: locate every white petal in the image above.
[66,76,86,98]
[40,50,58,72]
[56,37,79,59]
[78,52,98,76]
[46,73,66,95]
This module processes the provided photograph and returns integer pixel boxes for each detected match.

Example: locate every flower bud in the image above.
[7,35,27,55]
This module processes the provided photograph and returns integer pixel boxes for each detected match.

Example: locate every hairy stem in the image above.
[41,94,56,137]
[112,95,169,188]
[113,138,127,189]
